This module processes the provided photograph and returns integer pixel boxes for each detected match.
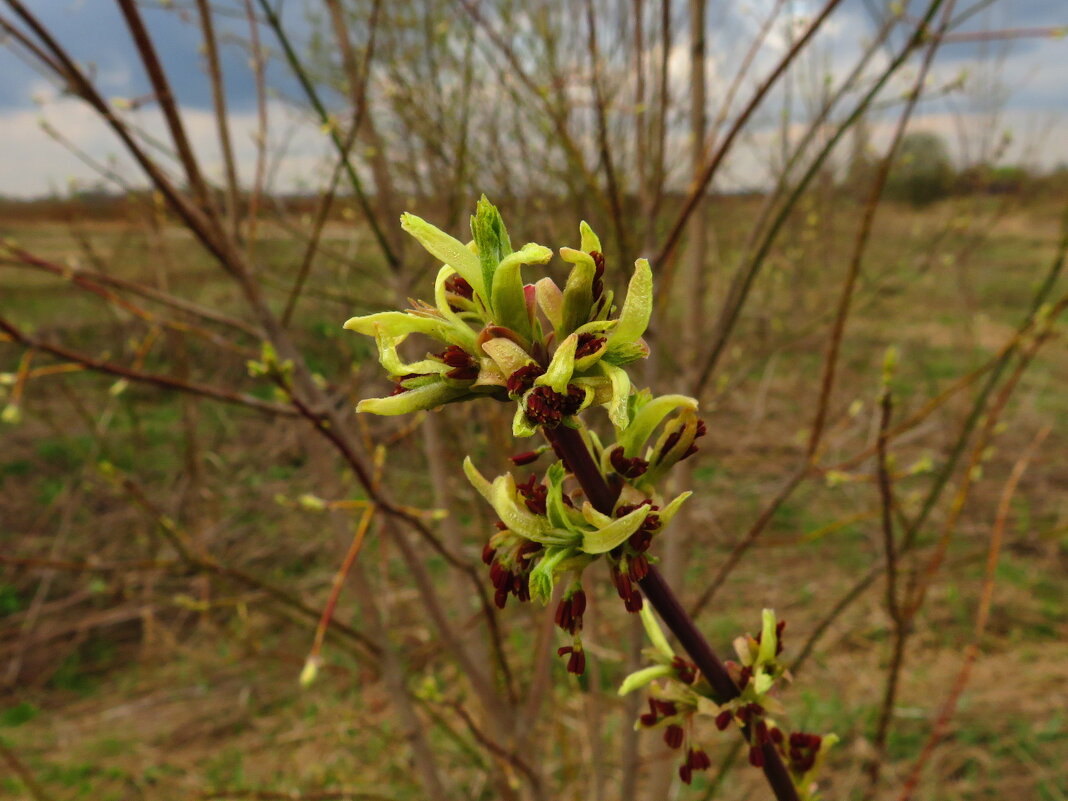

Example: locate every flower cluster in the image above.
[345,197,706,675]
[343,196,653,438]
[621,608,836,793]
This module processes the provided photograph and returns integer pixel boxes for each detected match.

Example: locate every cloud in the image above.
[0,94,338,198]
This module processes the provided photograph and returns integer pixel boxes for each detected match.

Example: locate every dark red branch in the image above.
[542,424,799,801]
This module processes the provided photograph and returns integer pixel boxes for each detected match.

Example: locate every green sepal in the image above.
[402,212,485,299]
[536,333,578,393]
[757,609,778,666]
[657,491,692,528]
[461,465,577,546]
[618,394,699,458]
[600,363,632,430]
[558,248,597,337]
[603,339,650,366]
[344,310,445,340]
[357,382,469,415]
[639,605,675,660]
[528,546,576,605]
[545,462,578,531]
[374,334,447,378]
[618,664,674,697]
[482,337,536,380]
[470,195,512,307]
[512,402,538,437]
[434,265,483,342]
[491,243,552,339]
[579,221,602,254]
[607,259,653,349]
[581,503,652,554]
[535,277,564,332]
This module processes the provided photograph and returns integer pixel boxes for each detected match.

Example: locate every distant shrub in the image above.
[886,132,955,206]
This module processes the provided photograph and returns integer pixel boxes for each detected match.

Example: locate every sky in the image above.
[0,0,1066,198]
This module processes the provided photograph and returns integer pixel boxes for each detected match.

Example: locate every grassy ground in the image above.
[1,196,1066,800]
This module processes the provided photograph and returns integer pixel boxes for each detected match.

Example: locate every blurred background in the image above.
[1,1,1066,799]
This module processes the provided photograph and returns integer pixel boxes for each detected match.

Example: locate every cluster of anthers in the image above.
[345,197,706,675]
[619,607,835,793]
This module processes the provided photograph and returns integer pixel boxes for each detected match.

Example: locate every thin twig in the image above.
[896,426,1050,801]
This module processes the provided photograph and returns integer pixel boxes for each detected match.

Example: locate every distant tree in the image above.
[886,131,955,206]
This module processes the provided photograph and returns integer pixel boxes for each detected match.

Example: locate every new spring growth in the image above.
[621,608,835,792]
[343,196,653,435]
[344,198,706,673]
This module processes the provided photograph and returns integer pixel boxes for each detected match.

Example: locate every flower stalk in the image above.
[545,424,800,801]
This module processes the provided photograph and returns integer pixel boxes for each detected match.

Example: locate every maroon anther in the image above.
[640,699,659,727]
[688,748,712,771]
[506,364,543,396]
[610,446,649,479]
[558,646,585,674]
[756,720,770,746]
[444,274,474,300]
[657,430,683,461]
[516,580,531,603]
[672,656,697,685]
[556,384,586,417]
[681,419,709,461]
[628,554,650,581]
[438,345,479,381]
[524,386,567,427]
[570,590,587,617]
[390,383,408,396]
[516,475,548,515]
[494,589,508,609]
[616,500,661,534]
[481,542,496,565]
[678,764,693,785]
[715,710,733,731]
[770,726,785,745]
[628,529,653,552]
[494,520,508,530]
[590,251,606,300]
[440,345,471,367]
[554,593,584,635]
[748,746,766,768]
[568,649,585,675]
[510,450,540,466]
[575,333,606,360]
[663,725,685,750]
[653,700,678,717]
[624,589,643,612]
[514,540,540,569]
[445,364,479,380]
[738,665,753,690]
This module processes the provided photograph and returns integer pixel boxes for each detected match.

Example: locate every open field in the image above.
[2,195,1067,801]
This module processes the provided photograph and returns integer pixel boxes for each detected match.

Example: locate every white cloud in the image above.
[1,94,338,198]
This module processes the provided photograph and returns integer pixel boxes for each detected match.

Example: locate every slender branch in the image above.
[653,0,845,269]
[253,0,399,272]
[116,0,215,215]
[897,427,1050,801]
[0,316,297,417]
[543,424,800,801]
